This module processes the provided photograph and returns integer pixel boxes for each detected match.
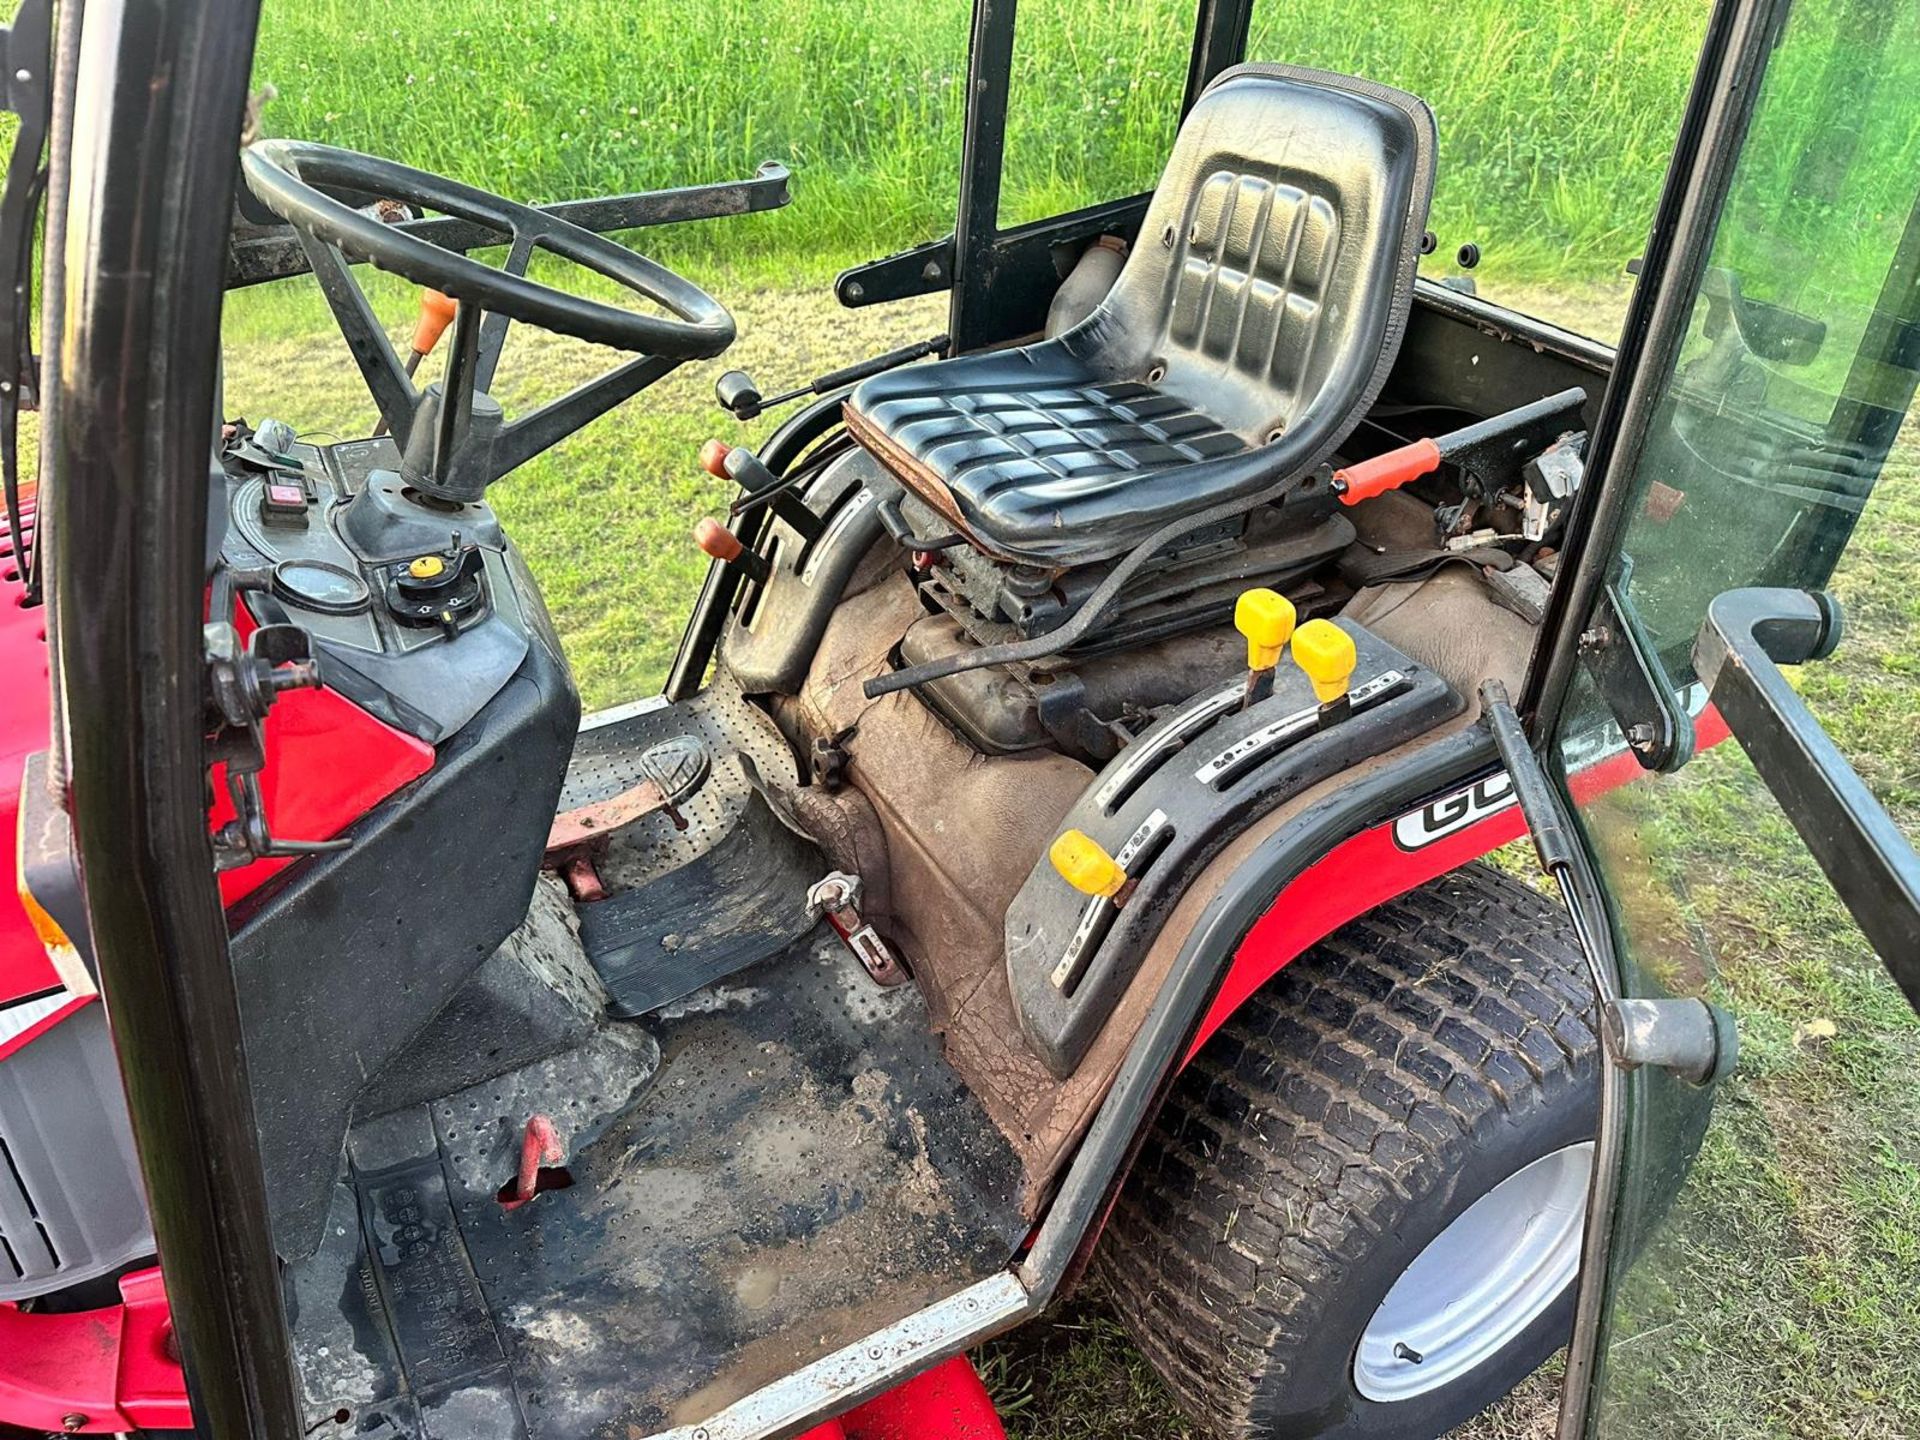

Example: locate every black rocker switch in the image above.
[259,473,311,527]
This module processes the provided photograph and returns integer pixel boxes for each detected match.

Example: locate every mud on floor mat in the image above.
[286,935,1027,1440]
[560,688,829,1018]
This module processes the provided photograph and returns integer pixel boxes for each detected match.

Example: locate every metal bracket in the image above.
[1578,557,1696,773]
[834,237,956,308]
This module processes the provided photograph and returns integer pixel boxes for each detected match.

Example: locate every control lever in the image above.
[1233,588,1297,710]
[714,334,950,421]
[372,288,458,438]
[692,516,771,584]
[1292,619,1358,726]
[1331,387,1587,506]
[1050,829,1135,908]
[698,438,822,542]
[806,871,907,985]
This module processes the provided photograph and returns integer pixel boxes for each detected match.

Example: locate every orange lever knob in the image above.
[693,516,745,563]
[410,289,458,356]
[1333,437,1442,505]
[698,438,733,479]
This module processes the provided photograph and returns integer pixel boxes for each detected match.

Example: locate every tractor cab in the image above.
[0,1,1915,1439]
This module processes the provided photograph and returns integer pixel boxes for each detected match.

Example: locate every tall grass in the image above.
[251,0,1710,288]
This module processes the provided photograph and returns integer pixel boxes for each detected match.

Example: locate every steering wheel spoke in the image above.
[293,226,422,444]
[491,352,678,482]
[473,231,535,395]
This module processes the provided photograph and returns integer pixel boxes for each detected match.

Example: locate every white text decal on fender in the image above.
[1392,772,1517,850]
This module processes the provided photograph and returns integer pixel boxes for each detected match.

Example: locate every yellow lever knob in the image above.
[1234,588,1297,670]
[1050,829,1126,899]
[1293,619,1357,703]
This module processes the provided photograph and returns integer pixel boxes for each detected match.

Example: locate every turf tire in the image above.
[1096,861,1602,1440]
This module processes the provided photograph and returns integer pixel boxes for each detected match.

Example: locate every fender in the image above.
[1190,703,1732,1061]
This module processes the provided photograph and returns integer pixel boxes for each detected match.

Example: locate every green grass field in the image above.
[217,0,1920,1433]
[250,0,1709,297]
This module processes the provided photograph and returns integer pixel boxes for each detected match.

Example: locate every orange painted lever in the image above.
[410,289,458,357]
[694,515,745,563]
[698,438,733,479]
[1332,437,1442,505]
[694,515,770,583]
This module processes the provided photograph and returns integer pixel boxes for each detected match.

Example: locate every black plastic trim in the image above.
[1022,724,1500,1302]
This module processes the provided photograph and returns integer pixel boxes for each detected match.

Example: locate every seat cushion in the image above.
[847,63,1436,569]
[844,369,1249,561]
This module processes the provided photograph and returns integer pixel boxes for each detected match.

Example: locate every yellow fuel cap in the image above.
[1234,588,1297,670]
[1050,829,1126,899]
[408,554,446,580]
[1293,619,1357,703]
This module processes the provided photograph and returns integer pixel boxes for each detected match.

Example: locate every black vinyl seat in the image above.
[845,64,1437,569]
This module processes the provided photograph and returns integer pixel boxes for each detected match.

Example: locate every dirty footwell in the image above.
[284,936,1027,1440]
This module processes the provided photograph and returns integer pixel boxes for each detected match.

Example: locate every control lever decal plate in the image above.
[1006,621,1461,1077]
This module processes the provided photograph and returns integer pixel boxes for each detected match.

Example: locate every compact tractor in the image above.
[0,0,1915,1437]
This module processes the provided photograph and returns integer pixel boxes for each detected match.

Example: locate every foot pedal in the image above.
[577,786,822,1018]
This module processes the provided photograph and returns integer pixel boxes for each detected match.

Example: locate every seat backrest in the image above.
[1071,63,1436,453]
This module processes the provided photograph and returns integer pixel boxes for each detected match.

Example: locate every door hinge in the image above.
[1578,557,1695,773]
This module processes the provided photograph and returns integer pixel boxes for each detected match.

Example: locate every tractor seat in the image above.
[844,64,1436,569]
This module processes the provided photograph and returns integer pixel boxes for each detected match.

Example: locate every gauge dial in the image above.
[272,558,372,615]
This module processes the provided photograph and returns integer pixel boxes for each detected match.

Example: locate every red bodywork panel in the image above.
[797,1356,1007,1440]
[1192,706,1731,1058]
[213,604,435,906]
[1,493,60,1005]
[0,1266,191,1433]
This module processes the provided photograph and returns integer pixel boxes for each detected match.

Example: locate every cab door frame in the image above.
[1505,0,1920,1430]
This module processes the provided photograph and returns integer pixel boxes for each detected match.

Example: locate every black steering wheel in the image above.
[240,139,736,501]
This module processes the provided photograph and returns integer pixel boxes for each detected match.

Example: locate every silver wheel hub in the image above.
[1353,1141,1593,1403]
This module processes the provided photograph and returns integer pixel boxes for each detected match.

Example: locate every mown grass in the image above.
[249,0,1709,294]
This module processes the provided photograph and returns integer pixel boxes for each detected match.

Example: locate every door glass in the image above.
[999,0,1198,230]
[1247,0,1711,340]
[1552,0,1920,1432]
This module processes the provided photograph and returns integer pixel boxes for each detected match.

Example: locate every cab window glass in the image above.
[1592,0,1920,680]
[1000,0,1197,231]
[1247,0,1710,339]
[1552,0,1920,1429]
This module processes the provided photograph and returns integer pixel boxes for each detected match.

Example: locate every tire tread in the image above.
[1095,862,1597,1438]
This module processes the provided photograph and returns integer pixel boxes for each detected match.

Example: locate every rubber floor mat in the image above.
[575,781,822,1018]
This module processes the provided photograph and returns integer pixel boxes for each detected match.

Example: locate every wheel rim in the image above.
[1352,1142,1593,1403]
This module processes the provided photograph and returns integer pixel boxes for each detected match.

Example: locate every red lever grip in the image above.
[693,516,744,563]
[698,438,733,479]
[410,289,458,357]
[1332,437,1442,505]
